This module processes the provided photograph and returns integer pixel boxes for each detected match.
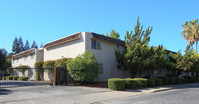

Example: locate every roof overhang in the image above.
[12,48,35,59]
[43,32,81,49]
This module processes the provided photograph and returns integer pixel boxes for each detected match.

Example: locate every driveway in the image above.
[1,83,199,104]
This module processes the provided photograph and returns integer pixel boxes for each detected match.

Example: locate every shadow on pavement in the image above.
[0,89,12,95]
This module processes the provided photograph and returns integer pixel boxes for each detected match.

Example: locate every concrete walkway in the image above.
[0,83,199,104]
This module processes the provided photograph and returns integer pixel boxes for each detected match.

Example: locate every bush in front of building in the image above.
[15,65,30,73]
[184,76,196,83]
[67,50,99,83]
[154,78,162,86]
[176,77,183,84]
[18,76,29,81]
[108,78,126,91]
[2,76,8,80]
[6,76,14,80]
[125,78,137,89]
[35,61,44,81]
[13,76,19,80]
[168,77,176,85]
[132,78,148,87]
[147,79,155,87]
[158,77,169,85]
[43,60,55,72]
[55,58,71,67]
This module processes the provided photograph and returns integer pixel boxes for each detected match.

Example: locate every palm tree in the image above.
[181,19,199,53]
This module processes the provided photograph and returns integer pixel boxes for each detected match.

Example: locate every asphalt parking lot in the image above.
[1,82,199,104]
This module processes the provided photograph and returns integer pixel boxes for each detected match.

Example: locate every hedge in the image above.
[2,76,8,80]
[6,76,14,80]
[158,77,169,85]
[147,79,155,87]
[154,78,162,86]
[13,76,19,80]
[108,78,126,91]
[176,78,183,84]
[36,71,40,81]
[55,58,71,67]
[168,77,176,84]
[184,76,196,83]
[34,61,44,72]
[15,65,30,73]
[132,78,147,87]
[43,60,55,72]
[18,76,29,81]
[125,78,137,89]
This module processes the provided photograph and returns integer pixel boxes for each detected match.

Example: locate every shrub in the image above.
[2,76,8,80]
[15,65,30,73]
[18,76,29,81]
[125,78,137,89]
[35,61,44,72]
[147,79,155,87]
[158,77,168,85]
[166,74,177,77]
[132,78,147,87]
[6,67,13,74]
[184,76,196,83]
[43,60,55,72]
[154,78,162,86]
[67,50,99,83]
[176,78,183,84]
[6,76,14,80]
[195,77,199,82]
[108,78,126,91]
[168,77,176,84]
[55,58,71,67]
[13,76,19,80]
[184,78,188,83]
[36,71,40,81]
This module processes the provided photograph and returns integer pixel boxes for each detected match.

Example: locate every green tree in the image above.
[169,46,194,76]
[31,40,38,49]
[0,48,7,70]
[18,36,24,52]
[181,19,199,53]
[115,17,153,77]
[67,50,99,82]
[143,45,168,77]
[106,33,109,37]
[12,37,20,54]
[24,40,30,50]
[110,29,120,39]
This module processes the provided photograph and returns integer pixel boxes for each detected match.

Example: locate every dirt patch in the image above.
[74,82,108,88]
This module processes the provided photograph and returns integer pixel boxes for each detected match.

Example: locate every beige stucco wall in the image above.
[85,32,130,82]
[12,49,43,80]
[44,32,86,61]
[43,32,86,81]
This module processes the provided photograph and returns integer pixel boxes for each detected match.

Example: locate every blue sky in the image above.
[0,0,198,53]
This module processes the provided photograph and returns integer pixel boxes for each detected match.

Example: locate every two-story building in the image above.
[12,32,130,81]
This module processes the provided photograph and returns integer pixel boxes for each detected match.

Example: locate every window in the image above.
[99,64,103,73]
[91,39,102,50]
[13,59,15,64]
[24,55,27,61]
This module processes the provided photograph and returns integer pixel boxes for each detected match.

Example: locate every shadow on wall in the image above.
[48,72,54,82]
[28,69,33,78]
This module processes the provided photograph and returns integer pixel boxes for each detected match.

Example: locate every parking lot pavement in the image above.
[1,83,199,104]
